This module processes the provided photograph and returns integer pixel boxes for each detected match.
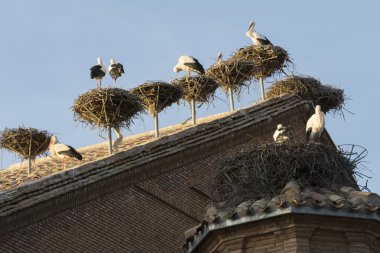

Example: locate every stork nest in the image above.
[130,82,183,116]
[212,143,364,207]
[0,127,51,159]
[73,87,143,129]
[171,75,219,103]
[266,76,345,114]
[206,59,255,96]
[230,45,291,79]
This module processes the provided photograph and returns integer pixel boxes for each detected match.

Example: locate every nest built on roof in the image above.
[206,59,255,97]
[0,127,51,160]
[212,143,363,207]
[73,87,143,129]
[231,45,291,79]
[171,76,219,104]
[130,82,182,116]
[266,75,345,114]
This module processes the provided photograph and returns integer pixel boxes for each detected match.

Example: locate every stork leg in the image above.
[99,79,102,88]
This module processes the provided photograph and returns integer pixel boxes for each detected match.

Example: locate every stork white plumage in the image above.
[49,135,83,168]
[90,57,106,87]
[173,55,205,76]
[273,124,292,144]
[245,21,272,46]
[306,105,325,143]
[217,52,223,64]
[108,58,125,84]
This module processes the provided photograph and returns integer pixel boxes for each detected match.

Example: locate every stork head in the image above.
[217,52,223,63]
[248,21,255,31]
[315,105,322,113]
[277,124,283,130]
[110,58,116,65]
[49,135,58,147]
[173,65,181,73]
[97,57,103,65]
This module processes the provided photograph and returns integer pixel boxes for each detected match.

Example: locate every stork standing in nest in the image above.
[246,20,272,101]
[49,135,82,168]
[306,105,325,143]
[273,124,292,144]
[246,20,272,46]
[108,58,125,84]
[173,55,205,76]
[90,57,106,88]
[173,55,205,125]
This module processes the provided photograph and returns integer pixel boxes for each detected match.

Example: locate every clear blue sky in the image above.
[0,1,379,193]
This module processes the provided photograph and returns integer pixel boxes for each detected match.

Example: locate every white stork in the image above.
[306,105,325,143]
[173,55,205,76]
[217,52,223,64]
[90,57,106,87]
[49,135,82,168]
[273,124,292,144]
[108,58,125,84]
[246,21,272,46]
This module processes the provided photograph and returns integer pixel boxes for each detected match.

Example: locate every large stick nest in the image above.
[266,76,345,114]
[212,144,363,207]
[230,45,292,79]
[73,87,143,129]
[130,82,183,116]
[171,75,219,103]
[0,127,51,159]
[206,59,255,96]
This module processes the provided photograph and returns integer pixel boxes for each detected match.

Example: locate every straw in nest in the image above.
[0,127,51,159]
[212,143,363,207]
[231,44,292,79]
[206,59,255,95]
[130,81,182,116]
[170,75,219,103]
[73,87,143,129]
[266,75,345,114]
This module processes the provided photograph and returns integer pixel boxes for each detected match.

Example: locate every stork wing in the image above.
[184,60,205,74]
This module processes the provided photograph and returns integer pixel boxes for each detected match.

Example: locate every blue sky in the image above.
[0,1,379,192]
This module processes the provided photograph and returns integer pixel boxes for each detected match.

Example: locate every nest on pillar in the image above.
[0,127,51,175]
[72,87,143,154]
[130,81,183,137]
[206,59,256,111]
[171,76,218,125]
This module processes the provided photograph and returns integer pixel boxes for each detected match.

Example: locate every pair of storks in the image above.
[91,58,125,87]
[273,105,325,144]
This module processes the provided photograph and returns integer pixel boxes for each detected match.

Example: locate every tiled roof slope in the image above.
[0,95,327,226]
[0,112,230,191]
[184,181,380,252]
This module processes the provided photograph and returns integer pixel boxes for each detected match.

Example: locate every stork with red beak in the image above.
[49,135,83,168]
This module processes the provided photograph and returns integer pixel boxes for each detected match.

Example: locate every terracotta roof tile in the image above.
[183,181,380,252]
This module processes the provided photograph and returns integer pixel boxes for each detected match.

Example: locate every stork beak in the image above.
[248,21,254,31]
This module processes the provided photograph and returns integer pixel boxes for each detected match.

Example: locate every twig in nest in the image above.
[266,75,346,115]
[130,81,183,116]
[211,143,365,208]
[206,59,255,98]
[171,75,219,103]
[0,127,51,159]
[72,87,143,129]
[230,44,292,79]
